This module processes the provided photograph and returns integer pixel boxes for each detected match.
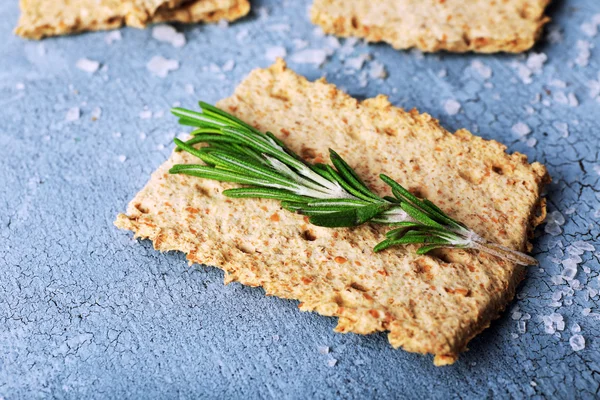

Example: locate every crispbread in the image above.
[311,0,551,53]
[15,0,250,39]
[115,60,549,365]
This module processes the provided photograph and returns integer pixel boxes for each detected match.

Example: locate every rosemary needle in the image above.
[168,101,538,266]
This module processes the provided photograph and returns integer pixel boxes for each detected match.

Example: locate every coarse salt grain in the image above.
[76,58,100,73]
[290,49,328,66]
[65,107,80,122]
[345,53,370,70]
[185,84,194,94]
[575,41,591,67]
[147,56,179,78]
[443,99,461,116]
[368,61,387,79]
[105,30,122,44]
[318,346,330,354]
[569,334,585,351]
[139,109,152,119]
[265,46,287,61]
[512,122,531,137]
[327,358,338,367]
[222,60,235,72]
[470,60,492,79]
[152,25,185,48]
[118,155,127,163]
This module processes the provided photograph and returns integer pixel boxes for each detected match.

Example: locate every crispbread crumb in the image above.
[115,60,550,365]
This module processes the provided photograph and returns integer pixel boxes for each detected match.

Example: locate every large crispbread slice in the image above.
[115,60,549,365]
[15,0,250,39]
[311,0,551,53]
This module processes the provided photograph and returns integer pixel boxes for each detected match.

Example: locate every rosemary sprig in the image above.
[168,102,538,266]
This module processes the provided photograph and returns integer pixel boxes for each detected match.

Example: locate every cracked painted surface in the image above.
[0,0,599,398]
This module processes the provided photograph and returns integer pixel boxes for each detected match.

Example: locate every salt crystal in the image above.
[512,311,522,320]
[568,93,579,107]
[526,52,547,73]
[118,155,127,163]
[272,335,279,341]
[522,313,531,320]
[265,46,287,61]
[65,107,80,122]
[570,279,581,290]
[345,54,370,70]
[572,241,595,252]
[318,346,330,354]
[91,107,102,120]
[552,291,563,301]
[518,321,527,333]
[556,320,565,331]
[582,308,591,316]
[443,99,461,116]
[564,207,576,215]
[547,211,565,225]
[575,41,591,67]
[293,39,309,50]
[484,82,494,89]
[581,22,597,37]
[147,56,179,78]
[267,24,290,32]
[437,69,447,78]
[139,132,147,140]
[113,132,121,138]
[327,358,338,367]
[152,25,185,48]
[571,323,581,333]
[513,63,532,84]
[553,91,569,104]
[526,138,537,148]
[105,30,122,44]
[16,82,25,90]
[156,144,165,150]
[139,109,152,119]
[530,381,537,387]
[511,333,519,339]
[584,267,592,274]
[154,110,164,119]
[512,122,531,137]
[470,60,492,79]
[550,313,563,323]
[550,79,567,88]
[569,334,585,351]
[76,58,100,73]
[545,222,562,236]
[368,61,387,79]
[185,84,194,95]
[222,60,235,72]
[524,105,535,115]
[217,19,229,29]
[290,49,328,66]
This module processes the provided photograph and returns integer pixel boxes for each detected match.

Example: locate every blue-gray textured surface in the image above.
[1,0,600,398]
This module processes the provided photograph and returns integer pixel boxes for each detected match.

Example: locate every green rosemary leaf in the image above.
[308,209,361,227]
[198,101,258,133]
[416,244,449,255]
[323,165,377,202]
[329,150,381,201]
[223,187,312,203]
[400,202,445,228]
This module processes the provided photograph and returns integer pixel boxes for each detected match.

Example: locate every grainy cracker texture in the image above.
[16,0,250,39]
[311,0,551,53]
[115,60,549,365]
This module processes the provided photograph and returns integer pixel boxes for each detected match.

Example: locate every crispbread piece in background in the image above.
[311,0,551,53]
[115,60,549,365]
[15,0,250,39]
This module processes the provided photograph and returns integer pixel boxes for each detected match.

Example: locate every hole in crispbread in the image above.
[492,165,504,175]
[302,230,317,241]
